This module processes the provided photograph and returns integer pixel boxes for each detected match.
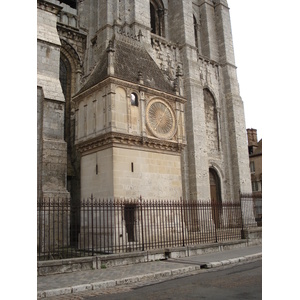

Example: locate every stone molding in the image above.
[37,0,62,15]
[76,132,186,155]
[73,77,186,107]
[57,23,87,45]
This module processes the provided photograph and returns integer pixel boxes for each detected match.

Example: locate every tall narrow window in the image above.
[150,3,157,34]
[204,89,219,152]
[150,1,165,37]
[193,15,199,49]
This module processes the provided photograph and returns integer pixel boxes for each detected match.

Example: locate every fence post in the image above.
[180,197,185,247]
[91,194,94,256]
[214,202,218,243]
[239,190,245,239]
[140,196,144,251]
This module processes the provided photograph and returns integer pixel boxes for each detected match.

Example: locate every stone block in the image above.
[44,287,72,298]
[92,280,116,290]
[72,284,92,293]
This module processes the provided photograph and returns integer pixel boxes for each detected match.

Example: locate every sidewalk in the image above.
[37,244,262,298]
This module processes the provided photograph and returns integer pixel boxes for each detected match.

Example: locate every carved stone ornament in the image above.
[146,99,176,140]
[76,132,184,154]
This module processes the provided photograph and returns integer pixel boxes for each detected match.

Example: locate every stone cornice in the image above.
[73,77,186,105]
[76,132,186,155]
[198,54,236,69]
[57,23,87,41]
[199,0,215,9]
[37,0,62,15]
[219,62,237,69]
[214,1,229,10]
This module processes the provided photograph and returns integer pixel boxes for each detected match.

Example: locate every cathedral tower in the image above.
[38,0,252,206]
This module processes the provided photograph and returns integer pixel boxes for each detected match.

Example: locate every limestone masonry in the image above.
[37,0,252,204]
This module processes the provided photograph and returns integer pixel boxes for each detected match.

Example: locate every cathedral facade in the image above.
[37,0,251,206]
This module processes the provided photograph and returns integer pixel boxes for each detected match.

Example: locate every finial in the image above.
[106,39,115,52]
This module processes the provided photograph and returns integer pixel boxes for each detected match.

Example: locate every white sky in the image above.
[229,1,300,297]
[229,0,268,141]
[229,0,300,142]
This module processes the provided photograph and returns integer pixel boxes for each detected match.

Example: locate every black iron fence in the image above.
[37,194,261,260]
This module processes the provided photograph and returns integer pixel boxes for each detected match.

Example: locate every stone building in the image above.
[37,0,254,249]
[247,128,262,225]
[247,129,262,194]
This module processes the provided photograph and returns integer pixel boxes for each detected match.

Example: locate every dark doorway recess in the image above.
[124,205,136,242]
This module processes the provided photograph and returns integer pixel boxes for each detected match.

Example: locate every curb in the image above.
[202,252,262,269]
[37,253,262,298]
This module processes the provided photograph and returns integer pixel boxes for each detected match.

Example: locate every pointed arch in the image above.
[203,88,220,152]
[60,39,82,96]
[59,39,82,143]
[59,39,82,244]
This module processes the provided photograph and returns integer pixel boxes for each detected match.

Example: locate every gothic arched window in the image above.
[150,0,165,37]
[204,89,219,151]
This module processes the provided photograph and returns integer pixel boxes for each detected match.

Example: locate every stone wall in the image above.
[38,0,253,206]
[37,1,69,198]
[113,148,182,199]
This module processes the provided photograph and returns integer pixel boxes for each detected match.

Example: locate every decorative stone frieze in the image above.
[76,132,185,156]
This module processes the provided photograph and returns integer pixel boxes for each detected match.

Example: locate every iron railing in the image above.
[37,194,261,260]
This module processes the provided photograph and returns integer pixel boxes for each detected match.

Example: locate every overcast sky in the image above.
[229,0,268,141]
[229,1,300,296]
[228,0,300,142]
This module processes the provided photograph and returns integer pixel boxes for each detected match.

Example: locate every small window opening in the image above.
[59,0,77,9]
[131,93,138,106]
[193,15,199,49]
[131,162,134,172]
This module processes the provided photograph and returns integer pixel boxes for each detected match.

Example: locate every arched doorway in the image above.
[209,168,222,228]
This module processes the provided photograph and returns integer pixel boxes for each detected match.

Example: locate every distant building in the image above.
[247,128,262,225]
[247,129,262,193]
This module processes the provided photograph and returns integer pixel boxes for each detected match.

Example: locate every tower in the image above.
[37,0,252,218]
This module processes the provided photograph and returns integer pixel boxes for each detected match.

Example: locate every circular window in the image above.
[146,99,176,140]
